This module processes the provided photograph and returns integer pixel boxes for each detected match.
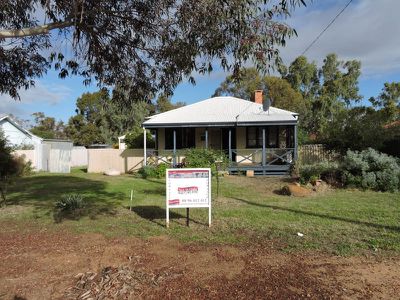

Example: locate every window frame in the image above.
[246,126,281,149]
[165,128,195,150]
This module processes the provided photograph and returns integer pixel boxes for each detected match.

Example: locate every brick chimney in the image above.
[252,90,263,104]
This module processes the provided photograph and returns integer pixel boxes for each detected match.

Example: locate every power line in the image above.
[301,0,354,56]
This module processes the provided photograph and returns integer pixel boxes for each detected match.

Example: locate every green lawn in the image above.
[1,168,399,255]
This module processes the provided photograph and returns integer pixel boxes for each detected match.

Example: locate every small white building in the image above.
[0,114,73,173]
[0,114,42,148]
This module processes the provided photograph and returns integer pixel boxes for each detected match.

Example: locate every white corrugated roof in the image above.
[143,96,298,127]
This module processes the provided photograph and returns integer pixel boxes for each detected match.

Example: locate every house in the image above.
[0,114,73,173]
[0,114,42,147]
[142,91,299,175]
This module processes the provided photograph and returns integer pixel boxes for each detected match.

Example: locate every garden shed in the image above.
[0,114,73,173]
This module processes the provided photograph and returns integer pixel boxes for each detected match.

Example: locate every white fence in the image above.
[71,146,88,167]
[14,140,73,173]
[14,149,36,168]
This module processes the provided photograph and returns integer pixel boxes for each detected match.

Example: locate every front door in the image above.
[208,128,222,150]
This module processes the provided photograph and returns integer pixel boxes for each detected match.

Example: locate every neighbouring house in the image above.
[142,91,299,175]
[0,114,42,148]
[0,114,73,173]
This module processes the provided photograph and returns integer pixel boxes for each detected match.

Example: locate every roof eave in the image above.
[143,119,298,128]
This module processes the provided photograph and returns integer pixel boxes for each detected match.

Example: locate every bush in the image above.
[137,163,168,179]
[294,148,400,192]
[137,149,229,179]
[0,131,33,205]
[125,127,155,149]
[298,161,340,185]
[55,194,85,212]
[342,148,400,192]
[183,148,229,176]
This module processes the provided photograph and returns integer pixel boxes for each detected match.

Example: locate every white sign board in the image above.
[166,168,211,227]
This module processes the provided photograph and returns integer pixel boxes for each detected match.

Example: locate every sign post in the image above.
[166,168,212,228]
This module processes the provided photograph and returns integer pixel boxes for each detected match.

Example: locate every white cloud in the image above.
[0,81,72,118]
[280,0,400,77]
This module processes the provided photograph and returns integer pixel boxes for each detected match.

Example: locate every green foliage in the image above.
[55,193,86,212]
[65,89,152,147]
[321,107,390,154]
[283,54,362,135]
[30,112,66,139]
[342,149,400,192]
[155,163,168,178]
[369,82,400,121]
[65,90,110,146]
[125,127,155,149]
[54,193,86,222]
[13,155,33,177]
[264,76,308,117]
[298,161,340,185]
[380,124,400,157]
[1,1,306,101]
[153,94,185,113]
[296,148,400,192]
[213,68,307,119]
[213,68,263,99]
[183,148,229,176]
[137,164,168,179]
[0,131,32,204]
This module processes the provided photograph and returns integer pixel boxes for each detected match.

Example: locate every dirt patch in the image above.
[281,184,312,197]
[0,231,399,299]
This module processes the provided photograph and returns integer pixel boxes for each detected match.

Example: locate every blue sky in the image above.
[1,0,399,123]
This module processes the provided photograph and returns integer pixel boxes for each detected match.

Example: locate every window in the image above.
[165,128,195,149]
[267,126,278,148]
[246,126,281,148]
[246,127,263,148]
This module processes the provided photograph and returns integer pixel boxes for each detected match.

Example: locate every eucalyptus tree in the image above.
[369,82,400,121]
[0,0,307,100]
[283,54,362,135]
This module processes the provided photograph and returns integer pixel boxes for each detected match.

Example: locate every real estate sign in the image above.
[166,168,211,227]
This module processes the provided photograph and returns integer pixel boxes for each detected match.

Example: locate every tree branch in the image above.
[0,21,74,39]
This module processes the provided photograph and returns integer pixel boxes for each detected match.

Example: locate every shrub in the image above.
[137,165,157,179]
[0,131,33,205]
[137,163,168,179]
[55,194,85,212]
[154,163,168,178]
[342,148,400,192]
[298,161,340,185]
[125,127,155,149]
[183,148,229,176]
